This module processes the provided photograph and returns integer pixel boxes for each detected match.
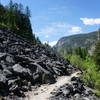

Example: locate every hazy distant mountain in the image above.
[55,31,98,53]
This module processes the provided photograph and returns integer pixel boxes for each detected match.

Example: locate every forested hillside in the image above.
[0,0,40,44]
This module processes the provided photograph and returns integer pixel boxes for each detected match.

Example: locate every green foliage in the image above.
[63,47,100,97]
[0,0,41,44]
[44,42,51,49]
[25,6,31,17]
[93,41,100,66]
[61,47,88,60]
[36,37,41,44]
[73,47,88,59]
[0,23,8,28]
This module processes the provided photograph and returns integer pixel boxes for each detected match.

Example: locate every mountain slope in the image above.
[55,31,98,53]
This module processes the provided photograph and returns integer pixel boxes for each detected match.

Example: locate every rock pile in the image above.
[0,27,76,97]
[50,77,98,100]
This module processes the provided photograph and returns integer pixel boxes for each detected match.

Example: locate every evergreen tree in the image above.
[7,0,15,30]
[44,42,51,49]
[36,37,41,44]
[93,41,100,66]
[74,47,88,59]
[0,1,41,45]
[18,3,24,14]
[25,6,31,17]
[0,5,6,25]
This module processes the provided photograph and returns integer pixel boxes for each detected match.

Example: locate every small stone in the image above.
[34,93,38,95]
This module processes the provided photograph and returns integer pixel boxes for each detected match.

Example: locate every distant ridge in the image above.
[55,31,98,52]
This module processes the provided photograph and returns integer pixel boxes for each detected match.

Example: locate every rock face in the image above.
[50,77,98,100]
[0,27,76,97]
[55,31,97,53]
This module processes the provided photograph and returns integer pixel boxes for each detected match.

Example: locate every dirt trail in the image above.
[25,71,81,100]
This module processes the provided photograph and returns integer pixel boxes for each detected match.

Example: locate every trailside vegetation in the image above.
[61,45,100,97]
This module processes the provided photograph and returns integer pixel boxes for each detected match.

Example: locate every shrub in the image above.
[64,53,100,97]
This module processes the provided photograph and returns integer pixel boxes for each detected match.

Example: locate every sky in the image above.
[1,0,100,46]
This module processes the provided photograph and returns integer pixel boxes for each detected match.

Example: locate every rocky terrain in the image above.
[50,76,99,100]
[25,71,99,100]
[0,27,99,100]
[0,27,76,98]
[26,71,80,100]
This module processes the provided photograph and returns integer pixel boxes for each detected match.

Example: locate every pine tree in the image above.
[25,6,31,17]
[0,1,41,45]
[36,37,41,44]
[7,0,15,30]
[93,41,100,66]
[19,3,23,14]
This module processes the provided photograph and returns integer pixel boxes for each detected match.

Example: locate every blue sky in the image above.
[1,0,100,46]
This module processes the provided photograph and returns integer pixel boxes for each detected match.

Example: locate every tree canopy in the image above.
[0,0,41,44]
[93,41,100,66]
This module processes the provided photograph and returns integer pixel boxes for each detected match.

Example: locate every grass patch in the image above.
[64,54,100,97]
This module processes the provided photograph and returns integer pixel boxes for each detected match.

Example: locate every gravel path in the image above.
[25,71,81,100]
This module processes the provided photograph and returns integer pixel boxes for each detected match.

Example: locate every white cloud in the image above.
[36,23,70,36]
[69,26,82,33]
[35,23,83,42]
[80,18,100,25]
[49,41,57,47]
[40,27,56,34]
[48,6,68,15]
[56,23,69,28]
[45,35,49,38]
[43,41,57,47]
[42,41,48,44]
